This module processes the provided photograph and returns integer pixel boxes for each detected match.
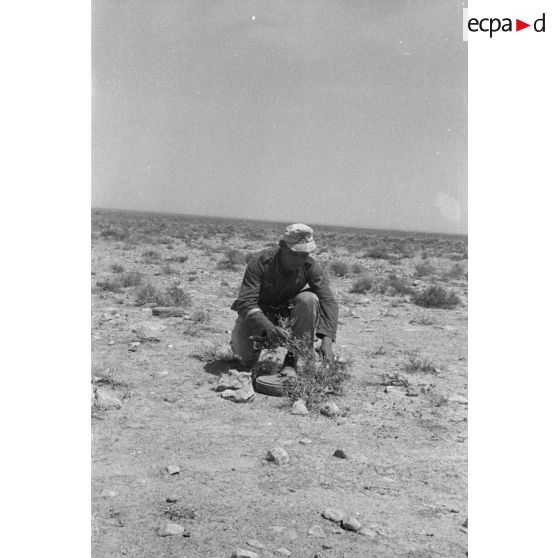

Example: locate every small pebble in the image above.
[266,447,289,465]
[341,515,362,532]
[157,521,184,537]
[233,549,259,558]
[246,539,264,549]
[165,495,178,503]
[333,449,348,459]
[321,508,345,523]
[274,548,291,557]
[166,465,180,475]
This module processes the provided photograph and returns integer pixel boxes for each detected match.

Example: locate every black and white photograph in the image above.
[91,1,467,556]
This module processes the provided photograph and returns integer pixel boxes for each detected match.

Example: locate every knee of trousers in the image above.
[292,291,319,309]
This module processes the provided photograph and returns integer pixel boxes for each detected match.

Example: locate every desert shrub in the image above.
[374,274,413,296]
[135,284,191,307]
[160,263,177,275]
[217,248,246,271]
[119,271,143,287]
[166,255,189,263]
[365,248,389,259]
[412,285,461,309]
[95,278,122,293]
[414,262,436,277]
[378,371,409,387]
[100,228,129,241]
[350,274,373,294]
[142,250,162,263]
[351,262,365,274]
[443,263,466,280]
[330,260,350,277]
[191,308,211,323]
[111,263,125,273]
[404,352,438,374]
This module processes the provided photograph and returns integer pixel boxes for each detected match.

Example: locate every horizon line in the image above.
[92,206,468,238]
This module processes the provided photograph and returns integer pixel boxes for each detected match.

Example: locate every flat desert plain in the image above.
[91,209,467,558]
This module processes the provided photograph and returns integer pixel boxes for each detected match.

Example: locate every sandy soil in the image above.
[91,209,467,558]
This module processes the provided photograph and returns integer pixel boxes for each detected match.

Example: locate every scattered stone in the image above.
[220,389,237,399]
[152,306,186,317]
[165,495,178,503]
[156,370,169,377]
[321,508,345,523]
[405,386,420,397]
[128,341,140,352]
[95,389,122,409]
[230,383,255,403]
[462,517,468,528]
[308,525,327,538]
[216,371,247,392]
[215,344,235,361]
[233,549,259,558]
[298,438,312,445]
[157,521,184,536]
[450,395,468,405]
[320,402,340,417]
[274,548,291,556]
[360,528,378,540]
[291,399,309,415]
[266,447,289,465]
[341,515,362,532]
[333,449,348,459]
[166,465,180,475]
[101,489,118,498]
[246,539,264,549]
[321,542,333,550]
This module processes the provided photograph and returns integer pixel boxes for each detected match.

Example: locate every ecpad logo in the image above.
[467,12,546,38]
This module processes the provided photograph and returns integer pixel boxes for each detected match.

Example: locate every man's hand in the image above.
[266,325,290,345]
[318,336,334,364]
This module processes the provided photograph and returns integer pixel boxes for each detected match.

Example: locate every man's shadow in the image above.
[202,358,252,377]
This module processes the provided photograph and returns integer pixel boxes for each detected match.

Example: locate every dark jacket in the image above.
[231,247,338,341]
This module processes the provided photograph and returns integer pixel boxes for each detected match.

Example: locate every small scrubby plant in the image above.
[350,274,373,294]
[414,262,436,277]
[330,260,350,277]
[142,250,162,264]
[217,248,246,271]
[135,284,191,307]
[412,285,461,309]
[404,352,438,374]
[365,248,389,259]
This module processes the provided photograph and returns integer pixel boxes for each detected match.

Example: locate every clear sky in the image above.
[92,0,467,234]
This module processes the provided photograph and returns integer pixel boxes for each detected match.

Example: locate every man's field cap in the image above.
[282,223,317,253]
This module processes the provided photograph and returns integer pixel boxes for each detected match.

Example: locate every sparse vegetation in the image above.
[364,248,389,259]
[412,285,461,309]
[404,352,439,374]
[135,284,191,307]
[111,263,125,273]
[330,259,350,277]
[142,250,162,264]
[350,274,373,294]
[374,273,413,296]
[217,248,246,271]
[414,262,436,277]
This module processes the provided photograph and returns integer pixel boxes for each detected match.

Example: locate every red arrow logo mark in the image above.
[516,19,530,31]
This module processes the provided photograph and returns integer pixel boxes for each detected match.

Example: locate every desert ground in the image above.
[91,209,467,558]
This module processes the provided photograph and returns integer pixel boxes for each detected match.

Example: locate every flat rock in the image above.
[166,465,180,475]
[321,508,345,523]
[450,395,468,405]
[152,306,186,317]
[320,402,340,417]
[291,399,309,415]
[165,495,178,503]
[333,449,348,459]
[274,548,291,557]
[95,389,122,409]
[341,515,362,532]
[308,525,327,538]
[360,528,378,539]
[266,447,289,465]
[157,521,184,536]
[246,539,264,549]
[216,373,245,392]
[233,549,259,558]
[232,383,255,403]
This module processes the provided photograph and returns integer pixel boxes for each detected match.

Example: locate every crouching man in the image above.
[230,223,338,372]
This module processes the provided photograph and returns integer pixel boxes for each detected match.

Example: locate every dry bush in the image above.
[374,274,413,296]
[365,248,390,260]
[160,263,177,275]
[217,248,246,271]
[412,285,461,309]
[378,371,409,387]
[135,284,191,307]
[95,278,123,293]
[351,262,365,274]
[414,262,436,277]
[330,259,350,277]
[111,263,125,273]
[350,274,374,293]
[191,308,211,323]
[166,255,189,263]
[443,263,466,280]
[141,250,162,263]
[404,352,439,374]
[100,228,129,241]
[119,272,143,287]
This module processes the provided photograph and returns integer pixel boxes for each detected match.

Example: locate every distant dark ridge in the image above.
[91,207,467,239]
